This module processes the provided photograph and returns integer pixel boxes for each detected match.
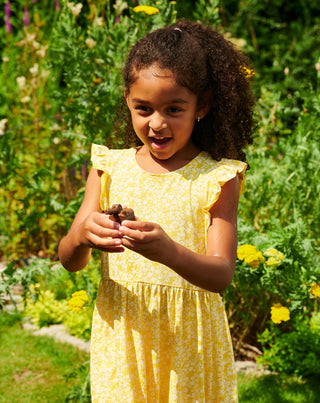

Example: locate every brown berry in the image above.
[119,208,135,222]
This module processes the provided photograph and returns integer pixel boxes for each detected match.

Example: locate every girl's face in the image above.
[125,64,207,163]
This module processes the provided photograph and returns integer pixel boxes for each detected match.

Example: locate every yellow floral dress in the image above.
[90,144,247,403]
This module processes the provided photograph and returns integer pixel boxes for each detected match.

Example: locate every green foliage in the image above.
[64,361,91,403]
[63,308,93,342]
[222,0,320,89]
[0,0,180,260]
[193,0,221,26]
[0,258,54,311]
[48,256,101,302]
[258,314,320,378]
[21,257,99,339]
[24,285,93,336]
[225,86,320,354]
[25,288,69,327]
[221,0,320,133]
[0,310,23,327]
[225,218,319,350]
[0,6,82,259]
[243,90,320,237]
[49,0,178,147]
[1,256,99,340]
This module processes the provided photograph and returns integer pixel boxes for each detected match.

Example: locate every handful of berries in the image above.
[104,204,135,223]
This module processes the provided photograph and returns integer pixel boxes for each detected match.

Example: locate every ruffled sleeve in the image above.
[91,143,112,173]
[91,143,112,210]
[205,159,247,212]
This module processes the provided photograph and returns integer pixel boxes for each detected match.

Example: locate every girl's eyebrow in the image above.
[131,98,189,104]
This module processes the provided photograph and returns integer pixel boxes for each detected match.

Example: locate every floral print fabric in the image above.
[90,144,247,402]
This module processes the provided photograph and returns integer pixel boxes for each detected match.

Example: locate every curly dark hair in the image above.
[114,19,255,162]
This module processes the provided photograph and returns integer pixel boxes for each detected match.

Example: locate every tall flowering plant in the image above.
[224,217,319,355]
[5,1,12,33]
[48,0,178,148]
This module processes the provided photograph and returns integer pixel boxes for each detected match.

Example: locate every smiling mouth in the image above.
[150,137,171,146]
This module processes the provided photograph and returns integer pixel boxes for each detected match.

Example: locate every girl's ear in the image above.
[197,91,213,119]
[124,90,133,113]
[197,103,211,120]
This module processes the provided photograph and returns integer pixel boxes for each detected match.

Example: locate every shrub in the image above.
[0,258,55,311]
[225,218,319,351]
[225,87,320,353]
[258,314,320,377]
[63,308,93,342]
[25,287,68,328]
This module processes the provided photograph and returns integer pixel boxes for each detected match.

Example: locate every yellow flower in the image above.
[25,32,37,44]
[240,66,255,79]
[30,63,39,76]
[85,38,96,49]
[68,290,89,312]
[17,76,26,90]
[133,5,159,15]
[237,244,265,268]
[0,119,9,136]
[36,45,48,59]
[41,70,51,80]
[20,96,31,103]
[96,17,104,27]
[264,247,285,267]
[311,282,320,298]
[271,303,290,324]
[67,2,83,17]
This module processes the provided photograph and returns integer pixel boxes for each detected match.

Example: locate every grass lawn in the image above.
[1,312,319,403]
[238,371,320,402]
[0,312,90,403]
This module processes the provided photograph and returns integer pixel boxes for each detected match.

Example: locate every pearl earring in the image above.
[197,116,201,122]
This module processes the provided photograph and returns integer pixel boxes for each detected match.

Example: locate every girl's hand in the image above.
[119,220,175,264]
[77,211,124,253]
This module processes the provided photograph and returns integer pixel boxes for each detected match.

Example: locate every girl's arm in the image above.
[119,176,239,293]
[58,168,124,272]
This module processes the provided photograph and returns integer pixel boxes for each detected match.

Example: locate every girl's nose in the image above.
[149,113,167,131]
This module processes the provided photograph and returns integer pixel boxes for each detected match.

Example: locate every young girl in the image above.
[59,19,255,402]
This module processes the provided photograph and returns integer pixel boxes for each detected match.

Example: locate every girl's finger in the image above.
[119,227,144,242]
[91,223,122,239]
[99,214,121,229]
[120,220,153,232]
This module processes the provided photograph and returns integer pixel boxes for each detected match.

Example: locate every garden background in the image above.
[1,0,320,400]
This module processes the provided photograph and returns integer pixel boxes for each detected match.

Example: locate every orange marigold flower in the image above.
[271,303,290,324]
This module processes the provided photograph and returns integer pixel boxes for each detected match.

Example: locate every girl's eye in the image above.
[135,105,150,113]
[167,107,182,114]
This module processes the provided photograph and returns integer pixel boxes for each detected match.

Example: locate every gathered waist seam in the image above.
[100,277,217,295]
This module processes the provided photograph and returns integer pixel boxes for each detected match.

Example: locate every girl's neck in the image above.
[135,145,201,174]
